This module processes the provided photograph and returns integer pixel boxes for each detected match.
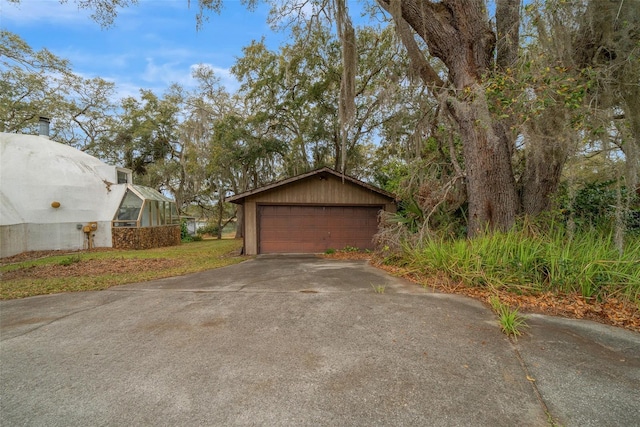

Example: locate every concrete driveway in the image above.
[1,256,639,426]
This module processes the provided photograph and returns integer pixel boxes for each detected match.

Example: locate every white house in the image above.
[0,131,179,258]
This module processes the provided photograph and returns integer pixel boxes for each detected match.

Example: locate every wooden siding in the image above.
[242,174,395,255]
[248,174,394,207]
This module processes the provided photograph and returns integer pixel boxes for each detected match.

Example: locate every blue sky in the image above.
[0,0,291,98]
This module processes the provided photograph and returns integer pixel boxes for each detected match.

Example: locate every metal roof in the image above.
[129,185,175,203]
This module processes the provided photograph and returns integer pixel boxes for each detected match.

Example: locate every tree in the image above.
[233,22,414,178]
[572,0,640,203]
[35,0,638,240]
[57,74,117,151]
[374,0,522,236]
[0,30,70,134]
[1,30,117,149]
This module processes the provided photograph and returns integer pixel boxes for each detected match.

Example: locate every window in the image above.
[114,189,143,227]
[117,170,129,184]
[112,185,179,228]
[116,168,132,184]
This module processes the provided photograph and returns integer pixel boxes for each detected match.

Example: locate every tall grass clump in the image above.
[401,225,640,302]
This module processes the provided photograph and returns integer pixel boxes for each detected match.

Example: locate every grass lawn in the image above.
[0,239,245,300]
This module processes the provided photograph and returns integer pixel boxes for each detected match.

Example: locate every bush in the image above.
[180,220,192,243]
[399,225,640,303]
[558,180,640,232]
[197,223,220,236]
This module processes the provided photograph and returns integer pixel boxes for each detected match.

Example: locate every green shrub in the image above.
[197,223,220,236]
[180,220,190,241]
[558,180,640,232]
[401,225,640,303]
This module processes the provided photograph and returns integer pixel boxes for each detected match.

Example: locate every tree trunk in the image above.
[234,205,244,239]
[521,107,571,216]
[380,0,520,235]
[622,87,640,196]
[496,0,521,70]
[447,85,519,235]
[215,196,224,240]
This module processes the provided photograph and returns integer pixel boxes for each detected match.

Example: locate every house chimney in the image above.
[38,116,50,138]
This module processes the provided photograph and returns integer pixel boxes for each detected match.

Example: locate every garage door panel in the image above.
[258,205,380,254]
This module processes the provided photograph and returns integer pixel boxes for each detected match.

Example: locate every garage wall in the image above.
[242,174,395,255]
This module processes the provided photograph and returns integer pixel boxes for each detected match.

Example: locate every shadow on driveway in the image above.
[1,256,638,426]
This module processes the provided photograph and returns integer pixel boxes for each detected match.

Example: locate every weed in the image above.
[400,226,640,303]
[343,245,360,253]
[489,296,528,338]
[58,255,81,266]
[371,284,386,294]
[324,248,336,254]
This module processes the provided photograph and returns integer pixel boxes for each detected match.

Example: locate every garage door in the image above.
[258,205,381,254]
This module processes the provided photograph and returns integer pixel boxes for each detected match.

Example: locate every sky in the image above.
[0,0,293,98]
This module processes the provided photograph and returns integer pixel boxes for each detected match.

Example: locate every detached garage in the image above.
[227,168,396,255]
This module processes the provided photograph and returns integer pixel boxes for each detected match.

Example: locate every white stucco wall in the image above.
[0,132,127,257]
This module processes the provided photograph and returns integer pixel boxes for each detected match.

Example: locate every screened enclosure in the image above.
[113,185,179,228]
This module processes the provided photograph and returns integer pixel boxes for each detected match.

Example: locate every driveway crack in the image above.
[509,338,558,426]
[1,297,123,341]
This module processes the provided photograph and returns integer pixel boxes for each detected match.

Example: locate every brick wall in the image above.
[112,225,181,250]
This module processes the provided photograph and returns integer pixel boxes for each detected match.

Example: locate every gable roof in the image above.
[226,167,395,204]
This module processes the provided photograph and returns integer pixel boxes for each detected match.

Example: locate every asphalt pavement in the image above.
[1,255,639,426]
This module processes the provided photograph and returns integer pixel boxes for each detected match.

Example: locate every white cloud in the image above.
[112,82,143,101]
[0,0,94,25]
[190,62,240,92]
[145,59,239,90]
[2,0,265,99]
[142,57,190,86]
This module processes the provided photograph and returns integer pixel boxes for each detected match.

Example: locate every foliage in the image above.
[0,30,117,149]
[489,296,528,338]
[371,284,386,294]
[5,0,639,246]
[391,199,425,234]
[557,180,640,232]
[58,255,82,266]
[0,240,244,300]
[395,225,640,303]
[197,223,220,236]
[232,23,413,177]
[180,220,192,242]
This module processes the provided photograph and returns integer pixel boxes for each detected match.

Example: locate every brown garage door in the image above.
[258,205,381,254]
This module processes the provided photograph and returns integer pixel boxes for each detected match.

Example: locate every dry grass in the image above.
[0,239,245,300]
[371,259,640,333]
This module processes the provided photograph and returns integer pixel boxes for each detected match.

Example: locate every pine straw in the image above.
[323,252,640,333]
